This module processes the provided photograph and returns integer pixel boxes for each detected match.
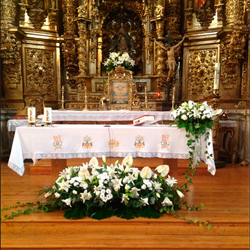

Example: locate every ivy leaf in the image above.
[23,208,32,215]
[27,202,34,207]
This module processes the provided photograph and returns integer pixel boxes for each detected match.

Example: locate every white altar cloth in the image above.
[8,124,216,176]
[49,110,173,122]
[7,111,173,132]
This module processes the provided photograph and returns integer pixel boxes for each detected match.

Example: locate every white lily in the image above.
[62,198,72,207]
[176,190,184,198]
[162,197,173,206]
[58,179,70,192]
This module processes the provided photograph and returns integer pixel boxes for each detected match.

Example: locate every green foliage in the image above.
[64,205,86,220]
[89,206,115,220]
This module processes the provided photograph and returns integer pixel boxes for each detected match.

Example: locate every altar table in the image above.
[50,110,173,122]
[7,110,173,132]
[8,124,216,178]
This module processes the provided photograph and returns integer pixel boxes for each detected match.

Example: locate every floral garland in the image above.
[171,101,222,193]
[103,52,135,73]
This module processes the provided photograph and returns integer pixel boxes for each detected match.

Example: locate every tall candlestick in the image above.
[144,85,149,110]
[59,85,66,111]
[172,86,175,110]
[214,63,220,90]
[83,86,89,111]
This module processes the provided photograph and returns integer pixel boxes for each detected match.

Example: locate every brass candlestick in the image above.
[59,85,66,111]
[235,101,249,166]
[144,85,149,111]
[171,86,175,110]
[82,86,89,111]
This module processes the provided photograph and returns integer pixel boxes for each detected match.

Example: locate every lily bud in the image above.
[102,155,106,164]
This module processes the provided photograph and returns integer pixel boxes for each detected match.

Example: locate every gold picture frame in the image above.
[106,66,133,110]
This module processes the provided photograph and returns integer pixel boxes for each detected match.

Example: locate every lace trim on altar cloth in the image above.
[23,152,190,163]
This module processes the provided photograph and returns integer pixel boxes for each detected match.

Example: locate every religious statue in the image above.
[110,22,135,56]
[154,36,185,82]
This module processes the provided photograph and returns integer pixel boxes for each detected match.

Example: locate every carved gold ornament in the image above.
[188,50,216,95]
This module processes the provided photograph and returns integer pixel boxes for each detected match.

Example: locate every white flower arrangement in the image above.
[171,101,222,136]
[42,156,183,220]
[103,52,135,73]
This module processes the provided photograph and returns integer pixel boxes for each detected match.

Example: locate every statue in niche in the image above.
[101,6,143,75]
[110,22,136,57]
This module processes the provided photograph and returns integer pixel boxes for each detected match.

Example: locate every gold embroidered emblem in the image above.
[82,136,93,149]
[161,134,170,149]
[135,135,145,149]
[53,135,62,150]
[108,139,120,149]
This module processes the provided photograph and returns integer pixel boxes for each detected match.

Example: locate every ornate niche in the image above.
[187,49,217,96]
[27,0,48,30]
[101,4,144,76]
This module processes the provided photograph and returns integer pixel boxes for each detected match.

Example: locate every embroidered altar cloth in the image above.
[8,124,216,176]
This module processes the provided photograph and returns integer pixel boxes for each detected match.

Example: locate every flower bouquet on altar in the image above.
[103,52,135,73]
[171,100,222,172]
[41,156,183,220]
[171,101,222,136]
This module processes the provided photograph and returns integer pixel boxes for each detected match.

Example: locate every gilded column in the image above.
[143,0,153,74]
[1,0,22,102]
[18,0,28,27]
[152,4,165,76]
[225,0,245,25]
[77,1,92,78]
[77,13,88,77]
[63,0,78,89]
[48,1,58,31]
[185,0,193,30]
[165,0,181,36]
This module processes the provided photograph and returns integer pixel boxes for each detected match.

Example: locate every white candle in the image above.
[27,107,36,123]
[214,63,220,90]
[44,107,52,123]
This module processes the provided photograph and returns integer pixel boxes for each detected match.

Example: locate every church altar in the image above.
[8,124,216,177]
